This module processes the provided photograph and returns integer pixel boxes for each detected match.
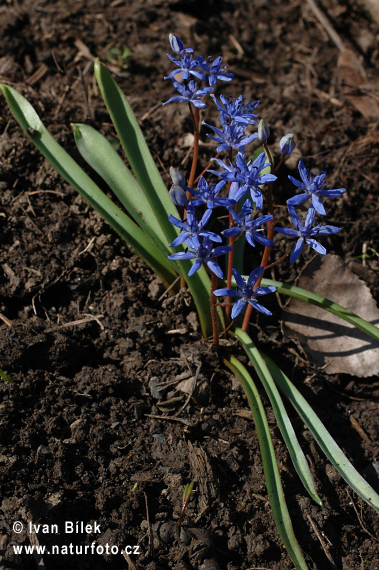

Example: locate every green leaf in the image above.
[94,59,179,244]
[72,123,170,254]
[0,84,177,288]
[0,369,14,383]
[261,277,379,342]
[234,328,323,506]
[224,356,308,570]
[262,354,379,514]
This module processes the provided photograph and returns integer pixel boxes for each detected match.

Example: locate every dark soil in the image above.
[0,1,378,569]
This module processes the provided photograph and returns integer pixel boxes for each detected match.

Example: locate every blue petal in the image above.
[231,298,246,319]
[275,227,299,238]
[255,286,277,296]
[289,238,304,263]
[312,225,341,236]
[212,245,233,257]
[169,233,189,247]
[287,193,309,206]
[247,266,264,288]
[213,288,240,297]
[168,251,196,261]
[298,159,309,185]
[318,188,345,197]
[248,299,272,315]
[188,258,203,276]
[311,195,326,215]
[288,175,306,190]
[306,238,326,255]
[232,268,246,290]
[206,259,224,278]
[222,227,242,237]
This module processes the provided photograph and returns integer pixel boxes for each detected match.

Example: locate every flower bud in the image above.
[258,119,270,142]
[169,167,187,189]
[169,34,184,55]
[169,184,188,208]
[279,133,296,155]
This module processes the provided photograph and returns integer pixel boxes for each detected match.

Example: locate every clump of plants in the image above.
[1,33,378,570]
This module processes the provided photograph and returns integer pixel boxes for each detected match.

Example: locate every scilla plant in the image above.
[1,34,378,569]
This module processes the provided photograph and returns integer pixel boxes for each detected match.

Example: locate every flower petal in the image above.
[231,298,246,319]
[289,238,304,263]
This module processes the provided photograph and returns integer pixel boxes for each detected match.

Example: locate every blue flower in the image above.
[211,95,259,126]
[168,34,193,56]
[279,133,296,155]
[169,185,188,208]
[213,267,276,318]
[212,151,277,210]
[168,236,232,278]
[169,167,188,188]
[275,205,341,263]
[222,200,274,247]
[258,120,270,142]
[203,56,234,87]
[165,53,207,82]
[188,176,235,210]
[165,34,207,82]
[163,80,214,109]
[168,209,221,248]
[168,167,190,207]
[203,121,258,153]
[287,159,346,215]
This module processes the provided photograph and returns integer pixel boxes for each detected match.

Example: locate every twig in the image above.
[349,415,372,444]
[121,550,137,569]
[306,0,345,52]
[306,514,337,568]
[346,489,379,542]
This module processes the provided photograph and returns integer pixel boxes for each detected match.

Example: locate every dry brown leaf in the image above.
[337,48,379,119]
[283,255,379,376]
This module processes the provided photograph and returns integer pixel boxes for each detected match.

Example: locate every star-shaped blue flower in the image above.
[275,205,341,263]
[168,209,221,249]
[212,151,277,210]
[213,267,276,318]
[168,237,232,278]
[211,95,259,126]
[203,56,234,87]
[163,80,214,109]
[202,121,258,153]
[165,53,207,82]
[222,200,274,247]
[188,176,235,210]
[287,159,346,215]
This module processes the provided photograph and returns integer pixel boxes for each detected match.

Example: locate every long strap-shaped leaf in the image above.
[262,353,379,514]
[72,123,170,253]
[94,59,179,242]
[224,356,308,570]
[261,278,379,342]
[94,61,220,336]
[234,328,323,506]
[0,84,176,289]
